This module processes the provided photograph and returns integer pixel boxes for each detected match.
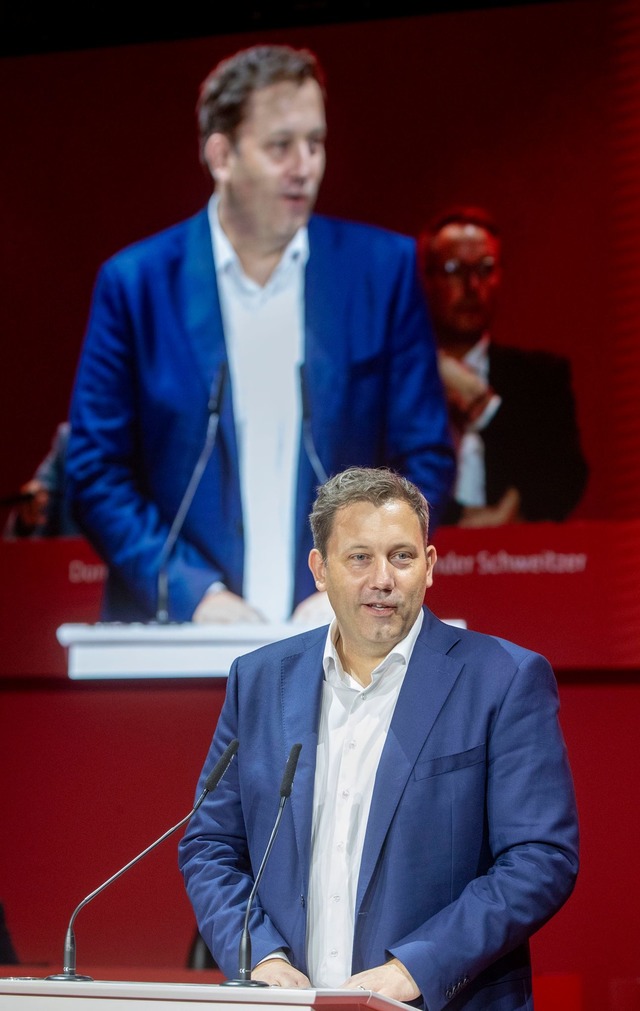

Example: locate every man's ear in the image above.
[203,133,233,184]
[308,548,327,592]
[425,544,438,590]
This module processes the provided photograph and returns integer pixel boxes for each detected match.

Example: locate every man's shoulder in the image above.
[101,207,209,272]
[490,341,571,374]
[235,624,328,669]
[421,608,548,675]
[308,213,416,256]
[488,342,575,398]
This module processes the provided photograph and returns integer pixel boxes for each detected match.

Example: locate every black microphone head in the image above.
[299,363,310,421]
[208,362,228,415]
[204,738,239,794]
[280,743,302,799]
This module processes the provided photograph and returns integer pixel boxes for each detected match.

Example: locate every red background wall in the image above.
[1,4,639,1011]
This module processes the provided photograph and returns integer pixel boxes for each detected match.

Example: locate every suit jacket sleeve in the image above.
[66,253,230,621]
[301,218,455,536]
[378,234,456,527]
[178,656,297,979]
[386,648,579,1010]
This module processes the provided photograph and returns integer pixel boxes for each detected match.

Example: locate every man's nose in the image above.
[290,140,313,177]
[370,558,394,589]
[463,269,482,294]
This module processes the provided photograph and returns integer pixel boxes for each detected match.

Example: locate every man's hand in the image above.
[459,486,522,527]
[250,958,311,988]
[290,590,335,627]
[341,957,420,1002]
[15,479,49,533]
[192,589,266,624]
[437,351,488,413]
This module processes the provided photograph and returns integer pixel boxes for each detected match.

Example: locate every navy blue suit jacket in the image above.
[66,209,454,620]
[179,607,579,1011]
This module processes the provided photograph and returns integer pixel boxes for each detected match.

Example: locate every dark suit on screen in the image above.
[443,343,588,525]
[178,606,579,1011]
[66,208,454,621]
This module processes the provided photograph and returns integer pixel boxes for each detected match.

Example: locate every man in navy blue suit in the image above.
[66,44,454,624]
[179,466,579,1009]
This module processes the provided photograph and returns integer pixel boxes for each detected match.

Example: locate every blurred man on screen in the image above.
[65,45,454,624]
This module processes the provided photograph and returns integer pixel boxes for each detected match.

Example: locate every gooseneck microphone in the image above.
[299,364,328,486]
[46,738,239,982]
[156,362,227,623]
[222,743,303,987]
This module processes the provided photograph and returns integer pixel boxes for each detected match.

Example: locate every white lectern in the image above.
[0,979,409,1011]
[56,619,465,680]
[56,622,307,679]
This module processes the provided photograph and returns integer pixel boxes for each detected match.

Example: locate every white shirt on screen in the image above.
[455,334,502,508]
[208,195,308,622]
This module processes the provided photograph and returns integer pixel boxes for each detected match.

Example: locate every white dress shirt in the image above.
[306,610,424,986]
[454,334,502,508]
[208,196,308,621]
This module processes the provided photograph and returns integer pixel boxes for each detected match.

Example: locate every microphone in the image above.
[221,743,302,987]
[299,364,328,486]
[46,738,239,982]
[155,363,227,623]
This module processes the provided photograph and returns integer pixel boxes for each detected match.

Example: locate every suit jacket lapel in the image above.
[280,629,327,895]
[180,207,240,484]
[356,610,464,911]
[294,217,350,586]
[303,217,350,457]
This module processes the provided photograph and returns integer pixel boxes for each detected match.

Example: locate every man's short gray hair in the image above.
[309,467,430,559]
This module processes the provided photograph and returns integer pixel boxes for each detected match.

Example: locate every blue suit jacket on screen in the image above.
[178,607,579,1011]
[66,209,454,621]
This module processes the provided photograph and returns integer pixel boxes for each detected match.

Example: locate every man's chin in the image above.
[439,325,484,350]
[361,608,405,638]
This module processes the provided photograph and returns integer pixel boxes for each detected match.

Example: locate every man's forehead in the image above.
[329,499,424,539]
[432,222,500,257]
[242,78,326,126]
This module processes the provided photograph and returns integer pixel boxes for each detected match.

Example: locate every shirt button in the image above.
[330,949,338,958]
[342,789,350,799]
[337,842,345,852]
[348,739,357,750]
[331,894,340,902]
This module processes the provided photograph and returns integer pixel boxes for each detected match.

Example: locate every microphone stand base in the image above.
[46,972,94,981]
[220,979,270,987]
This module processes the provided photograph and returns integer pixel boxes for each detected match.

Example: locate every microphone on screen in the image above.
[299,364,328,486]
[155,362,227,624]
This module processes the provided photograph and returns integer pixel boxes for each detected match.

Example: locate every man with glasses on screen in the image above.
[420,206,588,527]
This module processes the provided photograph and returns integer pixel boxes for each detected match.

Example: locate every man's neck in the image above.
[335,633,385,689]
[218,205,288,287]
[235,245,285,287]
